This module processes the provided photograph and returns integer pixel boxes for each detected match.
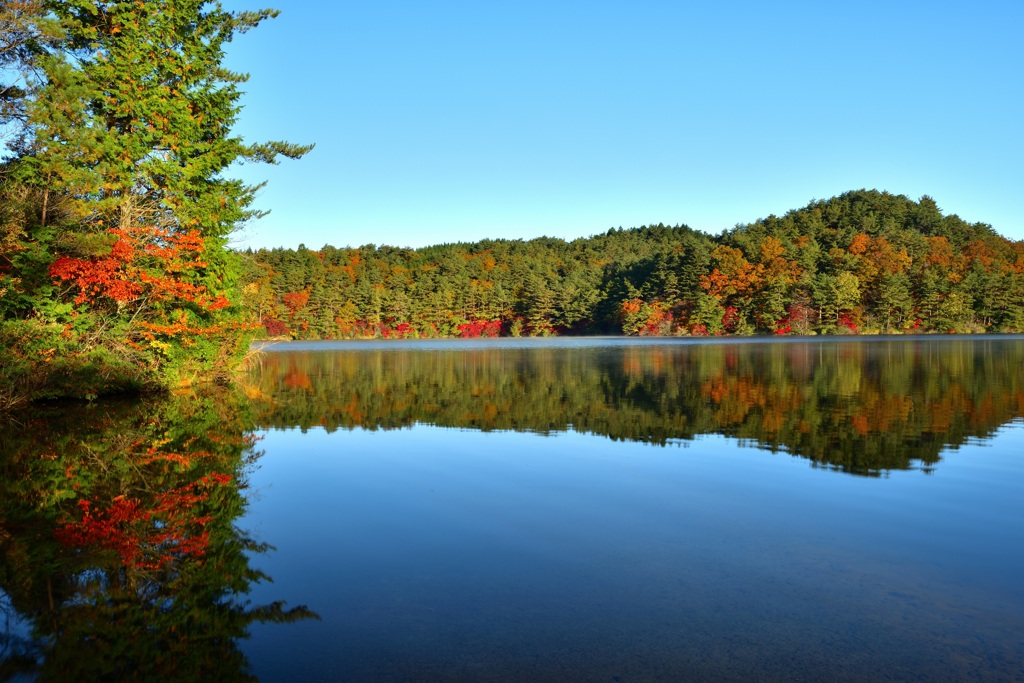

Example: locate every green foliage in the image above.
[690,293,725,334]
[1,1,60,150]
[30,2,309,234]
[0,319,151,407]
[241,191,1024,340]
[1,1,307,403]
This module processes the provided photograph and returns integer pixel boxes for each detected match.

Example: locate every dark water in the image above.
[2,337,1024,681]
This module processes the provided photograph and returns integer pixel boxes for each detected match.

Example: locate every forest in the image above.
[241,190,1024,341]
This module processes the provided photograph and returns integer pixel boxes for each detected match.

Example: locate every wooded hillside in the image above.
[243,190,1024,339]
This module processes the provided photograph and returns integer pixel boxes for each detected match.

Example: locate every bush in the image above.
[0,320,153,408]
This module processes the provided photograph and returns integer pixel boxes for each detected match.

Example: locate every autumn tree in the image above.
[3,1,309,395]
[0,387,316,678]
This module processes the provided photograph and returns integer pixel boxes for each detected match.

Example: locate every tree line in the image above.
[241,190,1024,340]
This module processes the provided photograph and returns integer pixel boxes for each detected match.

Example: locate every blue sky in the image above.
[221,0,1024,250]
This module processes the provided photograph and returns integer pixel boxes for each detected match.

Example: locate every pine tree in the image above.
[15,1,310,388]
[2,0,58,149]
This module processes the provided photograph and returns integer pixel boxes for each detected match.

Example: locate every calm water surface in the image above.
[1,337,1023,681]
[240,337,1024,681]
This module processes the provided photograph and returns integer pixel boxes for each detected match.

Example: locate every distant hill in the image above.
[241,190,1024,338]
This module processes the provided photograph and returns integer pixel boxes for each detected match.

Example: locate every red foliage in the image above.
[639,310,673,336]
[457,319,503,338]
[386,322,416,339]
[263,317,289,337]
[838,313,858,332]
[722,306,740,333]
[54,498,147,565]
[784,302,814,333]
[49,236,142,304]
[49,226,231,315]
[772,314,792,335]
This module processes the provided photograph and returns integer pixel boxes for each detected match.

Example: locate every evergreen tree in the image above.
[877,272,914,332]
[3,1,309,397]
[2,1,59,149]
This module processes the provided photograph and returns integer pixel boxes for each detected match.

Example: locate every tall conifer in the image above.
[13,1,309,387]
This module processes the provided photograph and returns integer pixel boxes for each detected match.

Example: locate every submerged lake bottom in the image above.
[1,336,1023,681]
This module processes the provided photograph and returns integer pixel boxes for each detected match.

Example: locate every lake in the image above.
[2,337,1023,681]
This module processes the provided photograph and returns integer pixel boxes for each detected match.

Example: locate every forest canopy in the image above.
[240,190,1024,340]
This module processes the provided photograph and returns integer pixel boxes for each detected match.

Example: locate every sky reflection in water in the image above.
[240,339,1024,681]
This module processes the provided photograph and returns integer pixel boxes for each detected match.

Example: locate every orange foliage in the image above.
[284,363,313,390]
[965,240,997,271]
[759,236,786,263]
[49,226,229,313]
[1011,243,1024,274]
[621,298,642,316]
[848,233,870,255]
[283,290,311,315]
[138,312,222,340]
[850,414,871,435]
[847,233,911,284]
[925,236,965,283]
[926,236,953,266]
[700,245,763,299]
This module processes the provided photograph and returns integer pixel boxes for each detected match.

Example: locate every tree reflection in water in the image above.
[3,338,1022,678]
[251,338,1024,475]
[0,388,316,682]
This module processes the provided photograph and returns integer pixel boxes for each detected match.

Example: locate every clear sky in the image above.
[220,0,1024,250]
